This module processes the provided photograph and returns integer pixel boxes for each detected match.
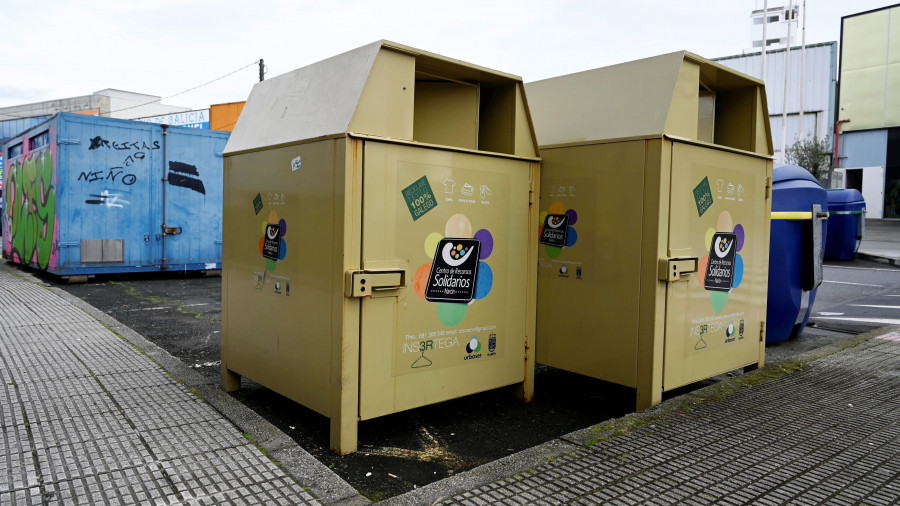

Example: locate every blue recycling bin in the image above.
[824,189,865,260]
[766,165,829,343]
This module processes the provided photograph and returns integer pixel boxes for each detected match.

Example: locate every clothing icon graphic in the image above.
[461,183,475,196]
[411,350,433,368]
[443,178,456,194]
[480,185,491,200]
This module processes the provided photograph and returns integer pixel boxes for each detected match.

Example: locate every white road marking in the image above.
[825,265,900,273]
[822,280,883,287]
[813,317,900,325]
[816,312,845,316]
[849,304,900,310]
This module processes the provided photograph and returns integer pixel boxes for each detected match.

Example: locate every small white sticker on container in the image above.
[291,156,302,172]
[205,263,217,270]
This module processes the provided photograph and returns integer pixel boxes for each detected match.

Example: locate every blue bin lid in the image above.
[773,164,822,185]
[825,188,865,205]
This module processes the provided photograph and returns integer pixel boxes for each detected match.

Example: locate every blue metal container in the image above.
[1,113,228,277]
[766,165,829,343]
[824,189,866,260]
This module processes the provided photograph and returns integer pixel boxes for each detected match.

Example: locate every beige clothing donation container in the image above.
[526,51,773,410]
[221,41,540,454]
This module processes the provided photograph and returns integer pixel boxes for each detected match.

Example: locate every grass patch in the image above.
[243,432,281,466]
[176,303,218,321]
[362,490,388,502]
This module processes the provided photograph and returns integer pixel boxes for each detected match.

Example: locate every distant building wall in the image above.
[841,130,888,169]
[136,109,211,129]
[210,102,246,132]
[839,4,900,132]
[838,5,900,218]
[0,90,191,123]
[97,89,191,120]
[715,41,836,163]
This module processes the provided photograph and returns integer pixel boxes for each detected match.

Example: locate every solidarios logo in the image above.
[547,215,567,228]
[714,235,734,258]
[442,241,476,266]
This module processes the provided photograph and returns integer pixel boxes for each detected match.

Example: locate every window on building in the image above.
[29,131,49,151]
[8,143,22,159]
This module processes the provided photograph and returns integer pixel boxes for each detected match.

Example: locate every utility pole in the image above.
[259,59,265,82]
[761,0,768,80]
[781,0,794,164]
[799,0,807,141]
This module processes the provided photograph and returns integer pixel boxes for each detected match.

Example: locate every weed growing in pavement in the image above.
[176,303,217,321]
[242,432,281,466]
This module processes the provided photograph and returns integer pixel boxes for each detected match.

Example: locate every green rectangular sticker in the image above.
[253,193,264,215]
[693,176,713,217]
[402,176,437,221]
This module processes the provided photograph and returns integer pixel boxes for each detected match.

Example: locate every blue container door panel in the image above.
[160,127,226,269]
[58,116,161,272]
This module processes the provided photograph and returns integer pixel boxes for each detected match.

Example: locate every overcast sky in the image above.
[0,0,895,111]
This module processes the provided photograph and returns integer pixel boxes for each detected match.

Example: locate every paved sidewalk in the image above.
[0,266,325,505]
[857,218,900,265]
[387,330,900,505]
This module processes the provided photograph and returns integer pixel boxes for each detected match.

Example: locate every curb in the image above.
[856,251,900,267]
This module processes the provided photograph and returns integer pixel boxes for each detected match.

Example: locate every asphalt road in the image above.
[809,259,900,331]
[38,257,898,501]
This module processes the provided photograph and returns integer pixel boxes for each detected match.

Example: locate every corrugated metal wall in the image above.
[210,102,245,132]
[0,115,52,139]
[715,42,837,158]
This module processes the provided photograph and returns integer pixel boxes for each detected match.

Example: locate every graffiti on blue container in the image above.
[88,136,160,152]
[167,161,205,195]
[85,189,130,208]
[83,134,155,186]
[78,168,137,186]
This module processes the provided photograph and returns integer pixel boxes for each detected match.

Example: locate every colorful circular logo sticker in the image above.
[413,214,494,326]
[466,335,481,354]
[258,210,287,272]
[697,210,744,313]
[539,201,577,258]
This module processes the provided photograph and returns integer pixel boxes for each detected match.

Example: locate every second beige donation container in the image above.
[222,41,540,454]
[526,51,774,409]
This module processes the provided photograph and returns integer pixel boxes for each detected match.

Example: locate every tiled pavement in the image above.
[0,268,319,505]
[428,333,900,505]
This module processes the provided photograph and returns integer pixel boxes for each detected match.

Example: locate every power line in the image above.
[0,60,261,121]
[120,60,260,115]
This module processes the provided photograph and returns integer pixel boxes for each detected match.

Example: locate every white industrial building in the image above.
[715,41,837,165]
[0,89,190,124]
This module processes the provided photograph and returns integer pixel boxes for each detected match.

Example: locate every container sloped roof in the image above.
[225,41,381,154]
[224,40,533,156]
[526,51,771,155]
[527,52,685,147]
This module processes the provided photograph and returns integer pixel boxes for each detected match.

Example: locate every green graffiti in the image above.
[7,150,56,269]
